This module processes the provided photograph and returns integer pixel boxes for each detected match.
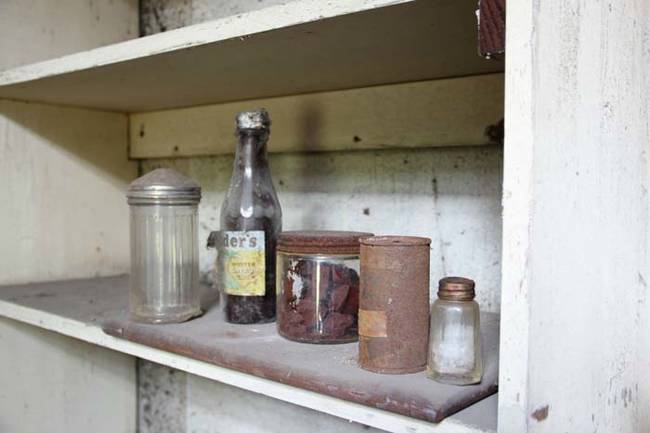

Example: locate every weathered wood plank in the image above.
[0,100,136,285]
[0,276,498,430]
[129,74,504,158]
[104,309,498,423]
[0,0,138,71]
[500,0,650,431]
[0,318,136,433]
[0,1,502,112]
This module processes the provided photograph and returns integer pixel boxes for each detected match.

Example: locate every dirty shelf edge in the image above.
[0,277,497,433]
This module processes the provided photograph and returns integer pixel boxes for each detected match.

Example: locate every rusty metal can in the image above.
[358,236,431,374]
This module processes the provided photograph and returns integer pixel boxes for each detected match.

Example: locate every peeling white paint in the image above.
[0,0,138,70]
[500,0,650,432]
[0,318,136,433]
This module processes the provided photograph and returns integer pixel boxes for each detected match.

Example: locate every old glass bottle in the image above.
[219,109,282,324]
[427,277,483,385]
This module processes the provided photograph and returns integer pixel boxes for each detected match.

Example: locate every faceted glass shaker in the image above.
[427,277,483,385]
[126,168,202,324]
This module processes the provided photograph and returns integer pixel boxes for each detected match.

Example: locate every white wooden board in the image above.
[0,0,138,71]
[499,0,650,432]
[130,74,504,158]
[0,317,136,433]
[0,0,503,112]
[0,4,139,432]
[0,100,136,285]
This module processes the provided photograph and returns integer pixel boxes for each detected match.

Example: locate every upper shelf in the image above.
[0,0,503,113]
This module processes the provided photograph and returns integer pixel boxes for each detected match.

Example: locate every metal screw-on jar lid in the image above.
[236,109,271,130]
[437,277,476,301]
[278,231,374,255]
[126,168,201,205]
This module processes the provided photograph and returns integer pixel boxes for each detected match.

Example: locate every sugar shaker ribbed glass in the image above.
[126,168,202,323]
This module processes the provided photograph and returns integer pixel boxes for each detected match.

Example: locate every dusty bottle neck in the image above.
[235,130,269,169]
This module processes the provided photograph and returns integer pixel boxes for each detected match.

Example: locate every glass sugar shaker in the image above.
[427,277,482,385]
[126,168,202,324]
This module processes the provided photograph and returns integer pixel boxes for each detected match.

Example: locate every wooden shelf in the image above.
[0,276,498,433]
[0,0,503,112]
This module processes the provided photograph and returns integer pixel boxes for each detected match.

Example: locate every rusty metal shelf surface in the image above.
[0,275,498,428]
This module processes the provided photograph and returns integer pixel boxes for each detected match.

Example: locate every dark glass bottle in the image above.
[219,109,282,324]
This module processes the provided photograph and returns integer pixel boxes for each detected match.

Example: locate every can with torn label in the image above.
[358,235,431,374]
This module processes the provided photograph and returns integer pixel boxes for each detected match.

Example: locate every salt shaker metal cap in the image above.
[127,168,201,205]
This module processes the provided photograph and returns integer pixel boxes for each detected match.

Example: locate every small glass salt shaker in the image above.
[427,277,482,385]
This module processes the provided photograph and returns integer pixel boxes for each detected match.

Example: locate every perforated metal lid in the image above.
[127,168,201,205]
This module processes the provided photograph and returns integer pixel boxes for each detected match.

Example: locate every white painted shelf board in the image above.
[0,0,502,112]
[0,276,497,433]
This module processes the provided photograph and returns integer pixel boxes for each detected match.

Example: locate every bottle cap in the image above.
[236,109,271,130]
[437,277,476,301]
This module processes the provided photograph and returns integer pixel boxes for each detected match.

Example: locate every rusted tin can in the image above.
[358,236,431,374]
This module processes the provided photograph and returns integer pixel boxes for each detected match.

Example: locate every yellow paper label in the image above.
[223,231,265,296]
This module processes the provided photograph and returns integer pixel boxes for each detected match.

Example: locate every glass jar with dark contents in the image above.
[276,231,373,344]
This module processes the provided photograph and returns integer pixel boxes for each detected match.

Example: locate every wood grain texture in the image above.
[477,0,505,58]
[0,0,138,70]
[0,100,136,285]
[139,0,289,35]
[499,0,650,432]
[0,317,136,433]
[0,1,138,286]
[0,6,138,432]
[104,302,499,423]
[130,74,504,158]
[0,276,498,428]
[0,0,503,112]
